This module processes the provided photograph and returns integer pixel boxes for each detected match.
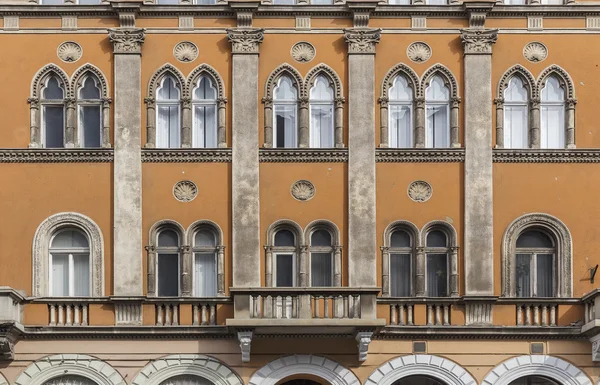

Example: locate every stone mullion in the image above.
[181,245,192,296]
[566,98,576,148]
[146,245,157,296]
[181,98,192,148]
[102,98,112,147]
[450,97,461,147]
[65,98,77,148]
[415,247,425,296]
[217,246,225,295]
[450,246,459,297]
[265,246,273,287]
[379,98,389,148]
[263,98,273,148]
[335,98,345,148]
[28,98,41,148]
[381,247,390,296]
[299,98,309,148]
[530,98,541,148]
[299,245,308,287]
[218,99,227,147]
[414,97,425,148]
[494,98,504,148]
[144,98,156,148]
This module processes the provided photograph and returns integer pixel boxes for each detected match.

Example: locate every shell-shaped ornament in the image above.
[291,42,316,63]
[57,42,83,63]
[174,41,199,63]
[173,180,198,202]
[523,42,548,63]
[407,180,432,203]
[407,42,432,63]
[291,180,316,201]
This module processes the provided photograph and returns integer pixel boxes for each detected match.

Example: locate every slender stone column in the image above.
[344,28,380,288]
[461,28,497,297]
[108,28,145,296]
[227,28,264,293]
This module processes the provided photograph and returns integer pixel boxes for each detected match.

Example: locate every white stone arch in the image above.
[14,354,125,385]
[481,355,592,385]
[32,212,105,297]
[131,354,243,385]
[365,355,476,385]
[248,355,360,385]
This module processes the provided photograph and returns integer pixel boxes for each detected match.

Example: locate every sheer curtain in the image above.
[541,76,565,149]
[309,75,334,148]
[273,76,298,148]
[504,77,529,149]
[425,76,450,148]
[73,254,90,296]
[192,76,218,148]
[426,254,448,297]
[156,76,181,148]
[51,254,69,296]
[389,76,413,148]
[516,253,531,297]
[390,254,411,297]
[310,253,332,286]
[78,76,102,148]
[194,253,216,297]
[536,254,553,297]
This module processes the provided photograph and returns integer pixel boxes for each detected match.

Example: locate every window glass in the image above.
[44,106,65,148]
[390,253,411,296]
[541,76,565,149]
[195,0,217,3]
[504,77,529,149]
[156,75,181,148]
[158,230,179,247]
[427,253,447,297]
[311,230,332,246]
[516,253,531,297]
[311,0,333,4]
[425,76,450,148]
[273,76,298,148]
[275,230,295,247]
[43,77,65,99]
[536,254,553,297]
[194,76,217,100]
[504,0,526,3]
[309,76,334,148]
[390,230,411,248]
[426,76,450,101]
[157,254,179,296]
[276,254,294,287]
[79,76,101,99]
[389,76,412,101]
[387,0,411,3]
[274,76,298,100]
[52,229,89,248]
[195,229,216,248]
[195,253,216,297]
[79,106,101,148]
[73,254,90,296]
[389,75,413,148]
[311,253,332,287]
[51,254,69,296]
[426,230,447,248]
[516,230,553,248]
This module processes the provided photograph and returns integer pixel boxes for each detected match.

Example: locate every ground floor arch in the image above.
[481,356,592,385]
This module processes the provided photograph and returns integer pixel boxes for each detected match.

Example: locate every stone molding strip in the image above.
[376,148,465,162]
[142,149,232,162]
[259,148,348,162]
[0,149,113,162]
[493,149,600,163]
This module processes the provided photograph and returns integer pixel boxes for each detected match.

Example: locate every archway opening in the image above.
[393,375,448,385]
[276,374,328,385]
[508,377,560,385]
[43,376,98,385]
[159,375,215,385]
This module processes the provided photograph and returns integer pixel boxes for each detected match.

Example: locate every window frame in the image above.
[272,76,300,149]
[424,76,451,149]
[308,75,336,149]
[424,229,451,298]
[76,74,104,148]
[155,228,182,297]
[515,230,557,298]
[40,76,67,149]
[48,229,91,297]
[308,228,335,287]
[155,75,183,149]
[387,229,415,297]
[192,228,219,297]
[191,76,219,149]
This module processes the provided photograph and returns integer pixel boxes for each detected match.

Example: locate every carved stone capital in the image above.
[335,97,345,107]
[237,330,253,363]
[27,97,39,108]
[343,28,381,54]
[108,28,146,54]
[415,97,425,108]
[145,245,156,253]
[144,97,156,108]
[460,28,498,55]
[355,331,373,362]
[227,28,264,54]
[182,98,192,109]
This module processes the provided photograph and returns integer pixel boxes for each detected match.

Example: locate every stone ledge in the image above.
[259,148,348,163]
[0,149,113,163]
[142,148,232,162]
[376,148,465,162]
[493,149,600,163]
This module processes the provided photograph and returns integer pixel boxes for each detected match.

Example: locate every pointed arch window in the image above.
[273,76,299,148]
[77,75,103,148]
[156,75,182,149]
[49,229,90,297]
[504,76,529,149]
[425,75,450,148]
[41,76,67,148]
[309,75,335,148]
[193,228,217,297]
[540,76,565,149]
[309,229,334,287]
[156,229,181,296]
[388,75,414,148]
[192,76,218,148]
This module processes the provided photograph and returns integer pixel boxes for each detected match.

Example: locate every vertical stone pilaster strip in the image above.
[461,28,497,297]
[109,28,145,296]
[344,28,380,288]
[228,28,264,291]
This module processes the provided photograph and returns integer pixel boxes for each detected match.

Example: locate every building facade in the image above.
[0,2,599,385]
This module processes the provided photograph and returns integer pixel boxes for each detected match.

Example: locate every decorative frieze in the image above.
[376,149,465,163]
[460,28,498,55]
[343,28,381,54]
[260,149,348,163]
[227,28,264,54]
[0,149,113,163]
[3,16,18,31]
[493,149,600,163]
[108,28,146,54]
[142,149,232,162]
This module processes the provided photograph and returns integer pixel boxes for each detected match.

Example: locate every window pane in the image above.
[274,77,298,100]
[158,230,179,247]
[504,0,526,3]
[43,77,64,99]
[44,106,64,148]
[195,253,216,297]
[274,230,295,247]
[388,0,411,3]
[537,254,553,297]
[426,0,448,4]
[426,105,449,148]
[52,229,89,248]
[73,254,90,296]
[310,104,334,148]
[311,0,333,4]
[427,254,448,297]
[79,76,101,99]
[390,253,411,297]
[78,0,102,4]
[272,0,295,4]
[389,105,412,148]
[51,254,69,296]
[541,105,565,149]
[195,229,216,247]
[157,106,180,148]
[157,76,180,100]
[41,0,65,4]
[426,76,450,101]
[193,105,217,148]
[196,0,216,4]
[274,105,297,148]
[505,77,528,102]
[541,0,563,4]
[516,230,553,248]
[427,230,447,248]
[390,230,411,248]
[276,254,294,287]
[194,77,217,100]
[504,105,528,149]
[389,76,413,101]
[516,253,531,297]
[311,253,332,287]
[158,254,179,296]
[311,230,332,246]
[79,105,102,148]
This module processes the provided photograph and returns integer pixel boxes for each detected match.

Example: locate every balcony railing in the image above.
[380,298,457,326]
[152,300,219,326]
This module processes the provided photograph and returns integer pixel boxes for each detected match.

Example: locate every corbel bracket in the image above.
[237,330,253,363]
[462,0,495,28]
[355,331,373,362]
[346,0,378,27]
[229,1,260,27]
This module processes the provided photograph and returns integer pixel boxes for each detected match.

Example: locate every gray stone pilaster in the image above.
[344,28,380,287]
[227,28,264,289]
[461,28,497,296]
[108,28,145,296]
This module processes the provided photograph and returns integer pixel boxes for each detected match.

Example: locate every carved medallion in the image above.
[173,41,199,63]
[407,42,432,63]
[291,180,315,201]
[523,42,548,63]
[57,41,82,63]
[291,42,316,63]
[407,180,432,203]
[173,180,198,202]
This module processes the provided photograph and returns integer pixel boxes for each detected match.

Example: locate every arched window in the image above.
[156,229,181,296]
[309,75,334,148]
[425,75,450,148]
[77,75,103,148]
[393,376,447,385]
[49,229,90,297]
[156,75,182,149]
[389,229,413,297]
[41,75,67,148]
[508,376,561,385]
[388,75,414,148]
[192,76,218,148]
[193,228,217,297]
[273,76,298,148]
[515,229,555,297]
[43,375,98,385]
[540,75,565,149]
[425,230,449,297]
[503,76,529,149]
[273,229,298,287]
[309,229,334,287]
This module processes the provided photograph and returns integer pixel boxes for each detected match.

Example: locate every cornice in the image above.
[259,148,348,163]
[376,148,465,162]
[142,149,232,162]
[376,326,584,340]
[0,149,113,163]
[493,149,600,163]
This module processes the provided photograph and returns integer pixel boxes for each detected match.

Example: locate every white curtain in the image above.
[536,254,553,297]
[504,0,526,3]
[390,105,412,148]
[505,106,528,149]
[157,106,180,148]
[426,254,448,297]
[193,105,217,148]
[390,253,411,297]
[274,105,297,148]
[310,252,332,287]
[388,0,411,3]
[516,253,531,297]
[51,253,69,296]
[426,0,448,4]
[426,105,449,148]
[541,76,565,149]
[73,254,90,296]
[310,105,334,148]
[194,253,217,297]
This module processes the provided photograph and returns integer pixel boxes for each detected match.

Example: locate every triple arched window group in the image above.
[29,64,111,149]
